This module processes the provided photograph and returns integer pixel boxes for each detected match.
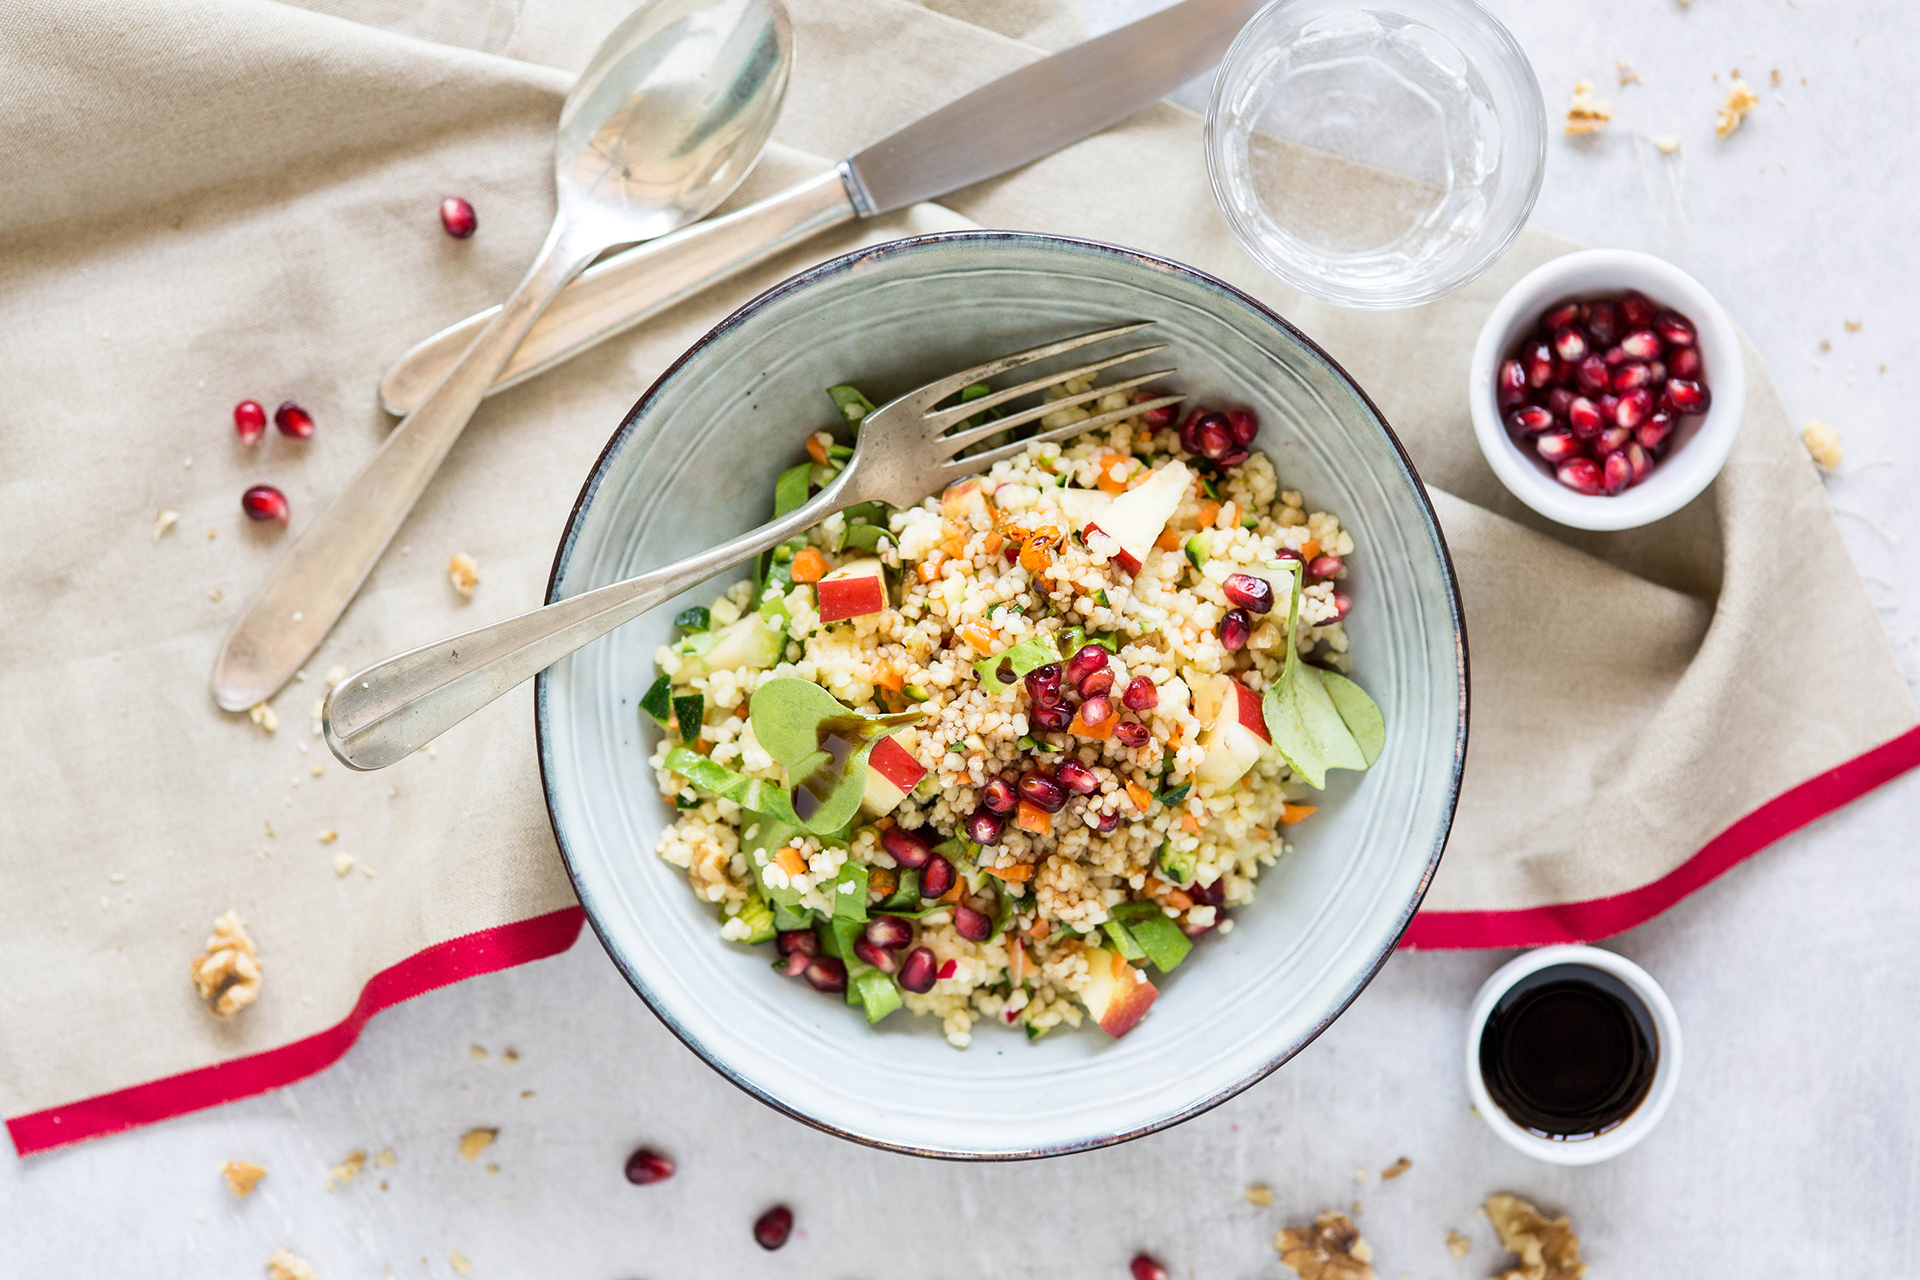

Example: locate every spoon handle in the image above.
[378,170,860,416]
[210,220,599,712]
[321,473,857,771]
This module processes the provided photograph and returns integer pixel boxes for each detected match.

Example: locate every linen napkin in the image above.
[2,0,1912,1155]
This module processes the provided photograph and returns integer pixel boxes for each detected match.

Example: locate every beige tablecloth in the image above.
[2,0,1912,1152]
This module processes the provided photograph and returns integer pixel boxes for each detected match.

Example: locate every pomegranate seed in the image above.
[1567,396,1603,439]
[1176,408,1206,455]
[1552,325,1588,363]
[1325,592,1352,623]
[1535,428,1580,463]
[1637,412,1674,451]
[1222,572,1275,612]
[439,196,477,238]
[1611,362,1651,393]
[1506,406,1553,437]
[1667,346,1702,380]
[776,951,810,976]
[1308,555,1343,579]
[1271,546,1305,566]
[1602,450,1632,495]
[1497,359,1528,408]
[1065,644,1109,687]
[1653,311,1695,346]
[881,827,932,869]
[624,1148,675,1185]
[1057,759,1100,795]
[1195,877,1226,907]
[1227,409,1259,445]
[865,916,913,950]
[937,958,958,979]
[1587,301,1620,345]
[1524,341,1555,388]
[1218,609,1251,652]
[954,905,991,942]
[1132,390,1179,429]
[1180,917,1215,938]
[233,400,266,445]
[1594,425,1632,457]
[1602,344,1628,367]
[1626,441,1652,484]
[1662,378,1710,414]
[1552,358,1578,388]
[1003,544,1021,564]
[1079,667,1114,698]
[1196,418,1233,460]
[1619,329,1661,361]
[920,854,956,899]
[1216,448,1250,469]
[1077,694,1114,728]
[1122,676,1159,711]
[241,484,290,524]
[899,947,939,993]
[1031,701,1074,732]
[776,929,818,958]
[803,956,846,993]
[1543,302,1581,330]
[854,936,898,973]
[1619,291,1656,328]
[1615,387,1653,428]
[273,401,314,439]
[1648,360,1666,386]
[1597,393,1621,422]
[753,1205,794,1251]
[1556,457,1604,495]
[981,777,1017,814]
[1114,720,1150,749]
[1018,770,1068,812]
[1575,354,1610,394]
[1545,387,1575,419]
[1131,1255,1171,1280]
[1093,807,1121,831]
[1024,663,1063,706]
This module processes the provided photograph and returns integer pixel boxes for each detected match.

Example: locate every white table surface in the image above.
[9,1,1917,1274]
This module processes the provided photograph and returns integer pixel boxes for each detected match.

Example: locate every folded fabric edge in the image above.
[5,907,586,1158]
[1400,723,1920,950]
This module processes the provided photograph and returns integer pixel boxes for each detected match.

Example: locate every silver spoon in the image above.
[210,0,792,713]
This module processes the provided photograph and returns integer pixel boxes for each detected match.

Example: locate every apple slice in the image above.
[815,558,888,623]
[941,475,995,524]
[1055,487,1113,531]
[1077,944,1158,1038]
[1082,460,1191,575]
[1193,675,1272,790]
[861,734,926,816]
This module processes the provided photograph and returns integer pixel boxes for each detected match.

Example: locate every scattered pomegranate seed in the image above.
[803,956,846,993]
[1131,1253,1170,1280]
[624,1147,675,1185]
[1079,667,1114,698]
[1536,429,1579,463]
[233,400,267,445]
[854,936,899,973]
[953,905,992,942]
[1610,362,1651,393]
[1497,359,1528,408]
[1030,701,1074,732]
[1195,417,1233,460]
[1602,451,1632,495]
[1325,592,1352,623]
[1226,409,1259,445]
[753,1205,794,1251]
[920,854,956,899]
[1078,694,1115,728]
[1065,644,1109,687]
[1593,425,1632,457]
[881,827,932,869]
[1057,760,1100,795]
[1619,329,1661,361]
[1626,442,1652,483]
[1222,572,1275,612]
[1597,393,1620,423]
[1602,344,1628,367]
[1543,302,1581,330]
[1122,676,1159,711]
[1556,457,1604,495]
[1545,387,1575,419]
[1523,341,1554,388]
[1271,546,1305,566]
[241,484,290,524]
[1575,354,1610,394]
[1614,387,1653,428]
[1661,378,1709,414]
[865,916,913,950]
[1218,609,1251,652]
[966,809,1004,845]
[1113,720,1150,749]
[1637,413,1674,451]
[439,196,477,238]
[776,951,810,976]
[1652,311,1695,346]
[1018,770,1068,813]
[776,929,818,958]
[981,777,1017,814]
[1552,325,1588,363]
[899,947,939,993]
[1567,397,1603,439]
[273,401,314,439]
[1025,663,1063,706]
[1667,346,1702,380]
[1619,291,1656,328]
[1586,301,1620,345]
[1648,359,1666,385]
[1308,555,1343,580]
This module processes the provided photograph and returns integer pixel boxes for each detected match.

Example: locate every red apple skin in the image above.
[869,735,926,792]
[1232,680,1271,744]
[1083,524,1144,577]
[815,563,887,623]
[1080,945,1158,1038]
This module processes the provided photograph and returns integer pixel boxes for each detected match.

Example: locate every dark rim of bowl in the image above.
[534,228,1470,1162]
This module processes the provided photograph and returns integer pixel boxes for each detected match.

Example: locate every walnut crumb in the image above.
[1485,1194,1587,1280]
[248,702,278,733]
[1565,80,1611,134]
[155,509,179,540]
[266,1249,316,1280]
[1770,68,1782,86]
[1845,319,1862,332]
[448,553,479,597]
[459,1128,497,1161]
[1246,1184,1275,1206]
[317,829,337,844]
[1446,1230,1471,1260]
[1277,1211,1376,1280]
[1802,419,1843,469]
[501,1049,518,1065]
[1716,78,1759,137]
[209,587,224,601]
[332,853,355,877]
[190,911,261,1018]
[326,1149,366,1189]
[1616,62,1640,85]
[309,761,324,777]
[1380,1156,1412,1180]
[221,1159,267,1197]
[470,1045,488,1060]
[374,1148,397,1168]
[450,1252,471,1276]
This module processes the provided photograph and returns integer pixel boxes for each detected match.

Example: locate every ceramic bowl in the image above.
[536,230,1467,1159]
[1469,249,1745,531]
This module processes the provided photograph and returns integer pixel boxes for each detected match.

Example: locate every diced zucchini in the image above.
[679,615,783,677]
[671,693,704,743]
[828,385,877,427]
[1155,840,1197,886]
[1155,781,1191,805]
[1058,625,1119,657]
[1101,918,1147,962]
[639,675,673,726]
[1184,532,1210,570]
[1110,901,1193,972]
[673,606,711,631]
[720,887,776,945]
[665,746,799,826]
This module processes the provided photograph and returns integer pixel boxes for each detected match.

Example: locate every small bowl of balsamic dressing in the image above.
[1466,945,1682,1165]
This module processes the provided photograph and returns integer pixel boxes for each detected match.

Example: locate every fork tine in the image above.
[923,345,1168,430]
[906,322,1155,409]
[941,394,1187,478]
[935,368,1175,457]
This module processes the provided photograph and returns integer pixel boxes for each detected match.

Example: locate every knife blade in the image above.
[378,0,1262,415]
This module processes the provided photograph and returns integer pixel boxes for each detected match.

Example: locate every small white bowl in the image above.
[1469,249,1744,531]
[1465,944,1683,1165]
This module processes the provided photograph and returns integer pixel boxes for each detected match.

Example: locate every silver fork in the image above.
[323,322,1184,770]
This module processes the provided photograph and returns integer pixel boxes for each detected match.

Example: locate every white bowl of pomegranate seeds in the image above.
[1470,250,1744,531]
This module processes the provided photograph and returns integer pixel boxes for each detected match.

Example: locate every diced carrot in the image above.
[1015,800,1053,835]
[1180,812,1201,834]
[790,546,828,583]
[1300,538,1320,560]
[805,432,831,465]
[1028,917,1051,941]
[1125,781,1153,811]
[1018,540,1050,574]
[938,878,966,905]
[940,527,969,559]
[1095,454,1132,495]
[984,530,1003,555]
[1154,527,1183,553]
[959,622,996,653]
[1195,499,1220,529]
[1069,703,1116,740]
[874,816,895,832]
[1161,889,1194,911]
[774,847,807,878]
[1141,875,1168,897]
[1279,803,1318,826]
[873,660,905,693]
[917,551,945,583]
[983,862,1034,883]
[868,868,898,898]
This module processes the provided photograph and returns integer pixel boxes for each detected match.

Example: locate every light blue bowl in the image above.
[537,231,1467,1159]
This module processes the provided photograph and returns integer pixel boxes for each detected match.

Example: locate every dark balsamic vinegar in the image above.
[1479,964,1658,1140]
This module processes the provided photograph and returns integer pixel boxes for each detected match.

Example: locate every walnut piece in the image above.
[1246,1184,1275,1206]
[325,1149,366,1190]
[1565,80,1611,135]
[155,509,179,540]
[459,1128,497,1161]
[1276,1210,1376,1280]
[222,1159,267,1197]
[1616,62,1640,86]
[374,1147,397,1168]
[450,1251,471,1275]
[1652,135,1683,155]
[1802,419,1844,469]
[1447,1230,1471,1260]
[248,702,278,733]
[448,553,479,597]
[266,1249,317,1280]
[1716,78,1759,137]
[1380,1156,1412,1180]
[191,911,261,1018]
[332,853,355,877]
[1485,1194,1588,1280]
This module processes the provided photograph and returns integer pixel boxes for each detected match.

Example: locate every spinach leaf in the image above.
[828,385,877,428]
[748,677,921,835]
[1320,669,1385,765]
[664,746,799,825]
[1259,561,1384,787]
[972,632,1062,696]
[830,861,870,923]
[852,968,903,1023]
[774,462,812,517]
[742,813,811,907]
[771,900,814,932]
[878,868,921,910]
[841,523,891,553]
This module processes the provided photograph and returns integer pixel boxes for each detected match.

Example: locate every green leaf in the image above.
[828,385,877,427]
[742,814,810,906]
[852,968,903,1023]
[749,679,852,771]
[958,382,1004,430]
[988,884,1018,941]
[639,675,672,726]
[815,914,864,961]
[973,632,1062,696]
[1102,918,1147,961]
[664,746,800,825]
[1058,626,1118,658]
[830,862,870,922]
[1254,560,1381,788]
[748,678,921,835]
[878,868,921,910]
[841,523,890,553]
[1319,669,1385,766]
[671,693,704,743]
[719,884,776,945]
[673,606,710,632]
[774,462,812,517]
[771,901,814,932]
[1155,781,1191,805]
[672,790,701,810]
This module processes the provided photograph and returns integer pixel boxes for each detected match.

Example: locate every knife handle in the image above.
[379,168,861,416]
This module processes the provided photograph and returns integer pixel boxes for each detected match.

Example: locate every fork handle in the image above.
[322,474,855,771]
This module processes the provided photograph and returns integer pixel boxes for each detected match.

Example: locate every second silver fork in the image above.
[323,322,1184,770]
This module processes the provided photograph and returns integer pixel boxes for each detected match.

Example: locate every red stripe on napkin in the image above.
[6,907,584,1157]
[1402,725,1920,950]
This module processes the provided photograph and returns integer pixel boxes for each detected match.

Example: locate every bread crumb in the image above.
[249,702,279,734]
[485,1162,499,1174]
[470,1045,488,1060]
[1845,319,1862,332]
[207,526,218,540]
[501,1049,519,1065]
[221,1160,267,1197]
[332,853,355,877]
[1771,68,1782,87]
[1653,135,1682,154]
[1565,80,1611,134]
[309,761,324,777]
[459,1128,497,1161]
[450,1252,471,1275]
[191,911,261,1018]
[210,587,224,601]
[1246,1184,1275,1206]
[1802,419,1843,469]
[448,553,479,598]
[1276,1211,1375,1280]
[520,1089,535,1098]
[1446,1230,1471,1260]
[325,1149,366,1189]
[1380,1156,1412,1180]
[155,510,179,540]
[325,665,347,689]
[1616,62,1640,86]
[1716,78,1759,137]
[318,829,337,844]
[266,1249,317,1280]
[1486,1194,1587,1280]
[374,1148,397,1168]
[1354,1166,1369,1183]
